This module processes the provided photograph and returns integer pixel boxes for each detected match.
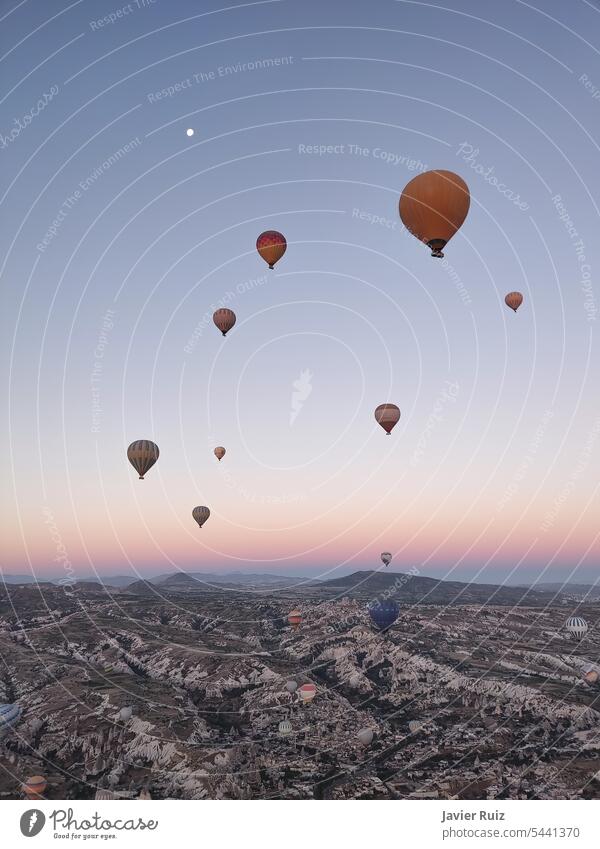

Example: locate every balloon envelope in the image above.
[279,720,293,736]
[214,446,226,461]
[368,599,399,631]
[119,707,133,722]
[381,552,392,566]
[256,230,287,269]
[566,616,588,638]
[584,669,599,685]
[127,440,159,480]
[0,703,21,736]
[374,404,400,435]
[399,170,470,257]
[505,292,523,312]
[192,506,210,529]
[298,683,316,703]
[357,728,374,746]
[213,308,236,336]
[285,680,298,693]
[23,776,47,798]
[288,610,302,630]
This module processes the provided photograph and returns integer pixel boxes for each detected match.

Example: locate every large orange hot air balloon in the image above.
[127,440,159,480]
[374,404,400,435]
[214,446,226,461]
[399,170,470,257]
[288,609,302,630]
[505,292,523,313]
[213,308,236,336]
[192,506,210,529]
[257,230,287,269]
[23,775,47,799]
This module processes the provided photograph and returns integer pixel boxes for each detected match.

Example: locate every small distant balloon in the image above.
[186,128,194,137]
[285,680,298,693]
[256,230,287,269]
[288,610,302,630]
[374,404,400,435]
[213,308,236,336]
[584,669,599,685]
[298,683,316,704]
[381,552,392,567]
[566,616,588,639]
[0,703,21,737]
[214,446,226,461]
[505,292,523,313]
[368,599,399,631]
[279,720,293,736]
[119,706,133,722]
[357,727,374,747]
[127,440,159,480]
[192,506,210,529]
[23,775,47,799]
[408,720,422,734]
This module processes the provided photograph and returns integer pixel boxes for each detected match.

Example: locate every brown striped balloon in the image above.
[127,440,159,479]
[213,308,236,336]
[256,230,287,269]
[374,403,401,435]
[505,291,523,312]
[214,446,226,461]
[192,506,210,529]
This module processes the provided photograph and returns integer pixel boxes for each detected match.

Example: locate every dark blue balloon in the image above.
[368,600,399,631]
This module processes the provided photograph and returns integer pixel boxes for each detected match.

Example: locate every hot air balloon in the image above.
[288,610,302,630]
[298,683,316,704]
[399,170,470,257]
[566,616,588,639]
[357,727,374,747]
[256,230,287,269]
[192,506,210,529]
[138,787,152,800]
[368,599,399,631]
[23,775,47,800]
[505,292,523,313]
[119,706,133,722]
[127,440,159,480]
[285,680,298,693]
[0,703,21,737]
[374,404,400,435]
[214,446,226,461]
[381,552,392,567]
[408,720,422,734]
[95,788,117,800]
[213,308,236,336]
[584,669,599,685]
[279,720,293,736]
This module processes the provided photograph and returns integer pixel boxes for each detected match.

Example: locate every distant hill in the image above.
[314,570,564,606]
[0,573,40,585]
[122,580,161,596]
[153,571,310,589]
[524,582,600,600]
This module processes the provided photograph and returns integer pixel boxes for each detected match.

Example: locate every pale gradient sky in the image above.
[1,0,599,584]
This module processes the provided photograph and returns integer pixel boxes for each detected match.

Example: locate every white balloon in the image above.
[357,727,374,746]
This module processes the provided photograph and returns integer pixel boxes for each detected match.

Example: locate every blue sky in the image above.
[1,0,599,584]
